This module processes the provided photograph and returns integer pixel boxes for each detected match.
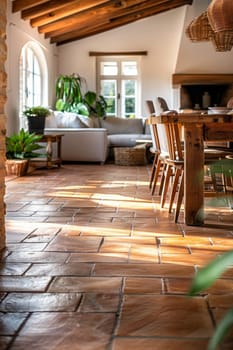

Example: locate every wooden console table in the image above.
[148,112,233,226]
[31,134,63,169]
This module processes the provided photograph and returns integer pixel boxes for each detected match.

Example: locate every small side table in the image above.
[31,134,64,169]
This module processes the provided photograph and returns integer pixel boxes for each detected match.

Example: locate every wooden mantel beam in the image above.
[172,74,233,85]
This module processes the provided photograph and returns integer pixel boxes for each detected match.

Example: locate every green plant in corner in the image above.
[189,250,233,350]
[83,91,107,117]
[6,129,44,160]
[55,74,89,116]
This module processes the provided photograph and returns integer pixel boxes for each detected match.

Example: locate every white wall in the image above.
[6,1,58,134]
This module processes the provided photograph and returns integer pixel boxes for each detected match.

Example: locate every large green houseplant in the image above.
[55,74,107,117]
[6,129,43,176]
[23,106,50,134]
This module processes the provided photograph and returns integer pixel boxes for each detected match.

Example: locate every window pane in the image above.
[19,44,44,129]
[122,61,138,76]
[101,79,117,115]
[101,61,118,76]
[124,80,135,95]
[33,56,40,75]
[125,98,135,113]
[122,80,136,118]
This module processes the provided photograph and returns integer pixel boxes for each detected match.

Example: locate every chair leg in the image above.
[149,153,158,189]
[169,167,182,213]
[160,164,173,208]
[151,158,162,195]
[174,170,184,223]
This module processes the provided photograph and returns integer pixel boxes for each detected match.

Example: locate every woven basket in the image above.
[5,159,29,176]
[207,0,233,32]
[185,11,213,42]
[211,30,233,51]
[114,147,146,166]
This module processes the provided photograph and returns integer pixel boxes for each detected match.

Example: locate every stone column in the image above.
[0,0,7,250]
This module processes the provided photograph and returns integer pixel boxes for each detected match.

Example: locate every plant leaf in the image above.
[208,309,233,350]
[189,250,233,295]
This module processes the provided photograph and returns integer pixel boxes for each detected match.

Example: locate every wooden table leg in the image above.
[45,138,53,168]
[57,136,62,167]
[184,124,204,225]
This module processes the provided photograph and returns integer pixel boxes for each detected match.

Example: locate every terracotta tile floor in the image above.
[1,163,233,350]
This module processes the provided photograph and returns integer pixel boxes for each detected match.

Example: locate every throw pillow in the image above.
[77,115,95,128]
[55,112,87,128]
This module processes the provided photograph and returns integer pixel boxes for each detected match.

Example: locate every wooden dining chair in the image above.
[159,116,184,218]
[157,97,169,112]
[145,100,162,192]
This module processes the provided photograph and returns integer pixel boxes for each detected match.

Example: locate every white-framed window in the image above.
[96,56,141,118]
[19,42,48,129]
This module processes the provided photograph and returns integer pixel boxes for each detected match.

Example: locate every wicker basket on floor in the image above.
[114,147,146,166]
[5,159,29,176]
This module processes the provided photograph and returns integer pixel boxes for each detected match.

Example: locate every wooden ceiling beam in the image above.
[50,0,191,45]
[12,0,48,13]
[12,0,194,45]
[47,0,191,41]
[23,0,110,23]
[22,0,79,20]
[40,0,158,36]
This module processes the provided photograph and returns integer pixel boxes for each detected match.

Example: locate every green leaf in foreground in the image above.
[208,309,233,350]
[189,250,233,296]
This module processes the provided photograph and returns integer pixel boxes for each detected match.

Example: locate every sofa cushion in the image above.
[45,110,58,128]
[108,134,151,147]
[100,117,144,135]
[55,112,88,128]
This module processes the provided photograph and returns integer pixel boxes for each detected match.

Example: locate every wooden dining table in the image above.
[148,111,233,226]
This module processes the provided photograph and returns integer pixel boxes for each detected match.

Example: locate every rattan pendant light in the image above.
[185,11,213,42]
[207,0,233,51]
[211,30,233,51]
[207,0,233,32]
[185,1,233,51]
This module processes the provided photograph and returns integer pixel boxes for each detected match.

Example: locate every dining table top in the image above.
[148,111,233,124]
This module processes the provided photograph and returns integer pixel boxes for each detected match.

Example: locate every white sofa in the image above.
[44,127,108,164]
[44,111,151,163]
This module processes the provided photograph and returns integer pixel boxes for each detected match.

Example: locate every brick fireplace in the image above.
[0,0,7,250]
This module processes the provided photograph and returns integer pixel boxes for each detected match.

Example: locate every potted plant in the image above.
[55,74,89,116]
[83,91,107,118]
[23,106,50,134]
[55,74,107,117]
[6,129,44,176]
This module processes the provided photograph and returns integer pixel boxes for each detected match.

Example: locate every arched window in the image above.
[19,42,48,129]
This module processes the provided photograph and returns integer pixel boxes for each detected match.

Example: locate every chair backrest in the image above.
[157,97,169,112]
[145,100,161,152]
[146,100,156,114]
[163,118,183,161]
